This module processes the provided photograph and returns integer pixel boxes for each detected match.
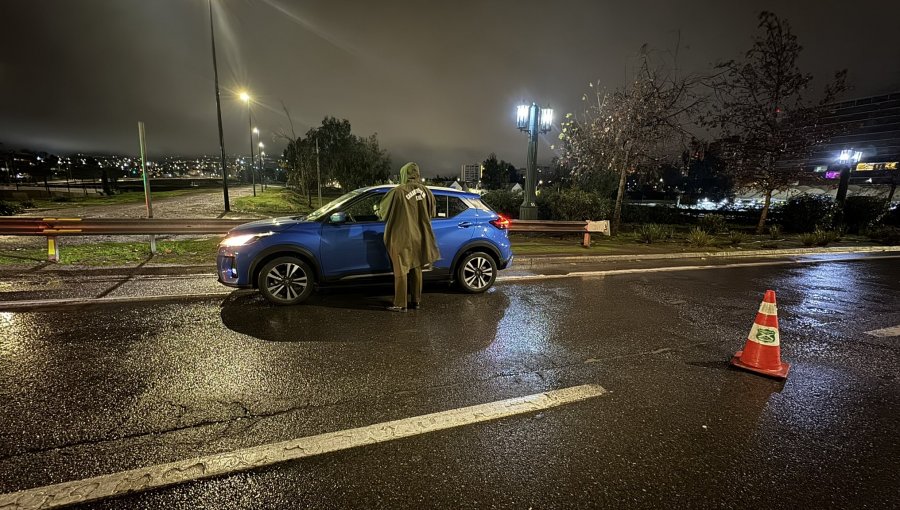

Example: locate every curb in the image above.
[511,245,900,268]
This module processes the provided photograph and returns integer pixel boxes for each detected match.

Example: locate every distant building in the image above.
[785,91,900,186]
[460,163,481,185]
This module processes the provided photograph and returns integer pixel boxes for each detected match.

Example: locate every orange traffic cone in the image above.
[730,290,790,379]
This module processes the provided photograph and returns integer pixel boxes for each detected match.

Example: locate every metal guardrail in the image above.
[0,217,249,262]
[0,217,248,236]
[0,216,611,262]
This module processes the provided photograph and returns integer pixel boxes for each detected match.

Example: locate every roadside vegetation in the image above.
[231,187,344,216]
[1,188,225,212]
[1,228,891,268]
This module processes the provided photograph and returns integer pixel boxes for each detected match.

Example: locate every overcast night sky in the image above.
[1,0,899,175]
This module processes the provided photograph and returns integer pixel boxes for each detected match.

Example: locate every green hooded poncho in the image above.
[377,162,441,272]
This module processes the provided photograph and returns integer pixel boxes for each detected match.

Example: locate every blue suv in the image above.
[217,185,513,305]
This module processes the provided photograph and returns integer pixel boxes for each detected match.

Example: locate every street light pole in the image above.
[258,141,265,192]
[515,103,553,220]
[241,92,256,197]
[208,0,230,212]
[835,149,861,206]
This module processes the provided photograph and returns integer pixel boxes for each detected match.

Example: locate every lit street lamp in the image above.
[515,102,553,220]
[208,0,230,211]
[835,148,862,206]
[240,91,257,197]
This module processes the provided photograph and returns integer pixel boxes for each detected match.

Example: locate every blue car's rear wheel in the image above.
[258,256,315,305]
[456,252,497,293]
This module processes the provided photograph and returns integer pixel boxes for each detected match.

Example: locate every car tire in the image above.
[257,256,315,305]
[456,251,497,293]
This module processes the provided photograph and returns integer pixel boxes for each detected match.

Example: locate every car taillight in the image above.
[489,215,510,230]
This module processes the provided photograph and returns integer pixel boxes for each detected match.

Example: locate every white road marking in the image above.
[865,325,900,337]
[0,384,606,509]
[498,254,900,283]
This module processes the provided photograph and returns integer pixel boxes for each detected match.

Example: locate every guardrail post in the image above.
[582,232,591,248]
[47,236,59,262]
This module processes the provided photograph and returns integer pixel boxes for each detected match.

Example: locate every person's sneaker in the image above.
[386,306,407,313]
[409,302,421,310]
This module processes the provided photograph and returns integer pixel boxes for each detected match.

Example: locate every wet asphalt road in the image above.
[0,256,898,508]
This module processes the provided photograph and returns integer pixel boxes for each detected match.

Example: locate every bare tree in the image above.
[558,48,702,234]
[704,11,847,233]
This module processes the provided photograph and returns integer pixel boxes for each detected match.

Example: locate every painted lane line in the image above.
[864,325,900,337]
[498,254,900,283]
[0,384,606,510]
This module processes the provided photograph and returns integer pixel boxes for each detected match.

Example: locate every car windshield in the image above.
[301,189,365,221]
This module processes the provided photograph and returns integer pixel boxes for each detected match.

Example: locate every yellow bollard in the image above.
[47,236,59,262]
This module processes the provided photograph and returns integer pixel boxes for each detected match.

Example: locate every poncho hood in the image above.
[400,162,421,184]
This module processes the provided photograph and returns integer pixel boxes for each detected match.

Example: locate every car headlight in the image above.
[220,232,273,247]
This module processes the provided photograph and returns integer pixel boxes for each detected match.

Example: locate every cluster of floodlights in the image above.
[516,103,553,134]
[838,149,863,164]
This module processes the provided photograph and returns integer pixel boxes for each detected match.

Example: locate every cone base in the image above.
[730,351,790,379]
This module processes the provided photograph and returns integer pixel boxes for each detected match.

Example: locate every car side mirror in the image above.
[329,211,348,224]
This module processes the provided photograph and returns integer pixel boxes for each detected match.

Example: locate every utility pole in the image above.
[315,137,322,207]
[208,0,230,212]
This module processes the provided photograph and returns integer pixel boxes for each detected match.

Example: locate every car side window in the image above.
[344,193,386,222]
[434,195,449,218]
[447,197,469,218]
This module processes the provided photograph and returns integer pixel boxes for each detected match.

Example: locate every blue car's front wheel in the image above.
[258,256,315,305]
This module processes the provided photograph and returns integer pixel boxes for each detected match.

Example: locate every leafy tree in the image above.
[481,154,504,190]
[283,117,391,201]
[559,49,702,233]
[704,11,847,233]
[684,139,733,201]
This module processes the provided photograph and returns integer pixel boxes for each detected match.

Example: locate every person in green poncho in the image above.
[377,162,441,312]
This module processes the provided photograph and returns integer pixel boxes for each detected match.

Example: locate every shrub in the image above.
[768,225,781,239]
[0,200,23,215]
[536,189,611,221]
[622,204,682,224]
[802,228,839,247]
[688,227,712,247]
[884,205,900,227]
[816,228,840,246]
[842,196,885,233]
[866,226,900,245]
[637,223,667,244]
[728,231,747,246]
[19,198,36,209]
[781,194,835,232]
[51,195,73,203]
[698,213,727,234]
[480,190,522,218]
[761,241,779,249]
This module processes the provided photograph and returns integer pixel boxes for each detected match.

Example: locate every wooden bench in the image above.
[510,219,611,247]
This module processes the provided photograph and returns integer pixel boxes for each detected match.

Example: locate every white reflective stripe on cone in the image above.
[757,301,777,316]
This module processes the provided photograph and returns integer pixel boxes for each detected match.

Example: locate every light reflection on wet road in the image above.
[0,256,897,508]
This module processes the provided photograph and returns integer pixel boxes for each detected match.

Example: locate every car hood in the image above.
[228,216,313,234]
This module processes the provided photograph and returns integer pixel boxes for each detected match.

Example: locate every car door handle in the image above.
[457,221,473,228]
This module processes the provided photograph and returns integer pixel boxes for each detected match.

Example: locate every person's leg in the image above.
[409,266,423,307]
[390,253,408,309]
